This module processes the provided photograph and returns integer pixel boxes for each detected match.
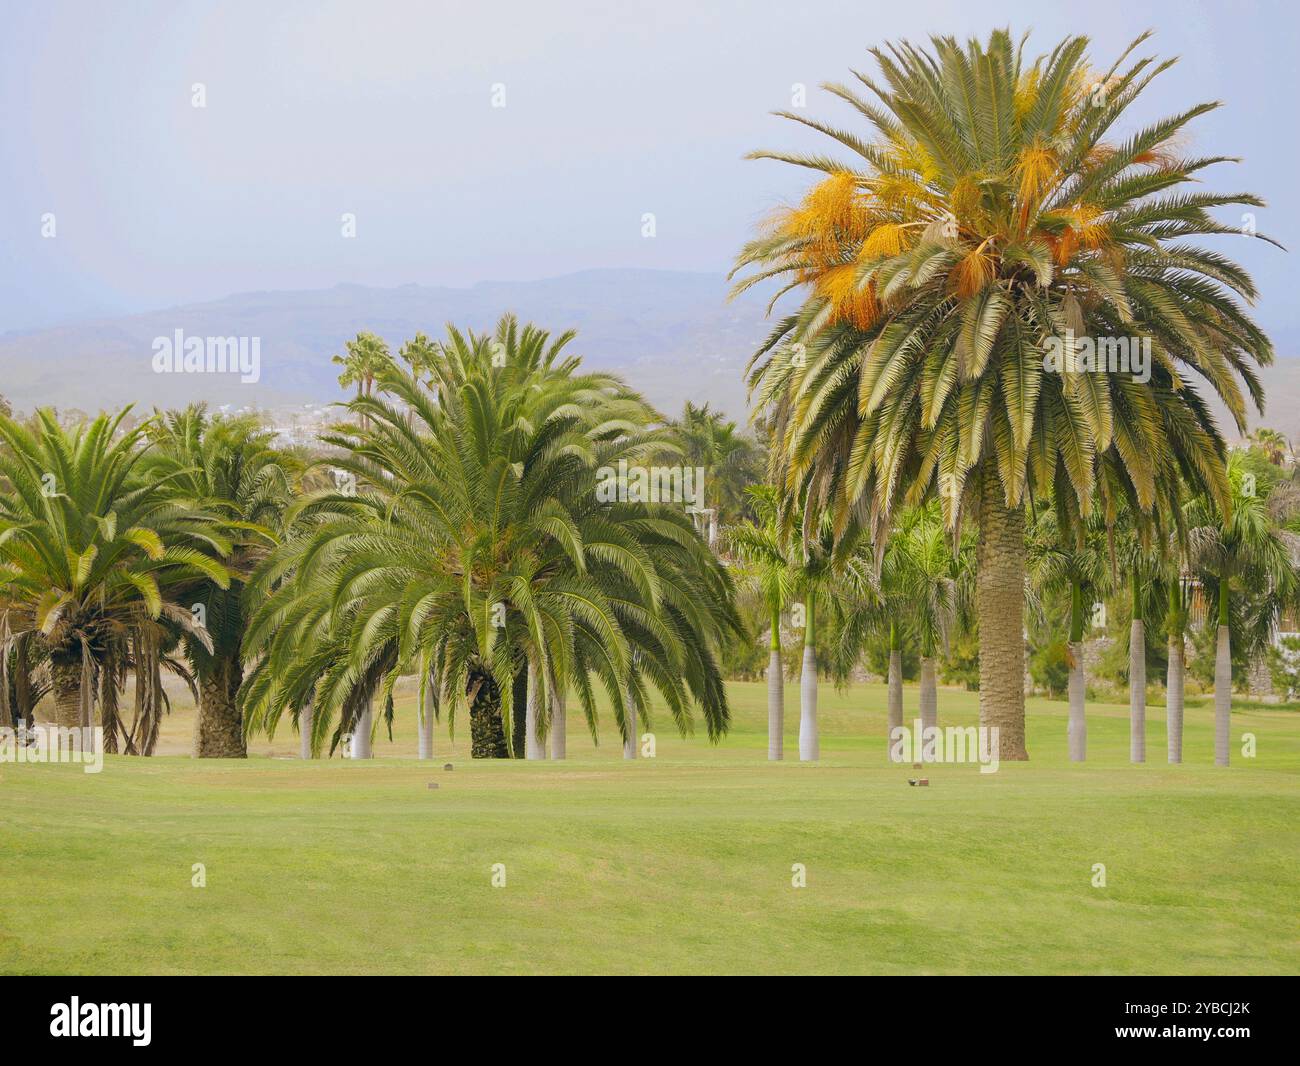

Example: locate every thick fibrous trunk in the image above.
[511,671,527,758]
[469,670,507,758]
[50,658,84,729]
[194,655,246,758]
[1166,637,1184,764]
[767,648,784,761]
[1129,619,1146,763]
[1067,642,1086,762]
[976,463,1028,760]
[1214,625,1231,767]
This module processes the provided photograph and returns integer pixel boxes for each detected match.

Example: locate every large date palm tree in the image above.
[241,318,742,759]
[0,410,229,750]
[143,407,294,757]
[732,30,1275,759]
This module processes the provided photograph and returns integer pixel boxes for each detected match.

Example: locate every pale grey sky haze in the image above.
[2,0,1295,347]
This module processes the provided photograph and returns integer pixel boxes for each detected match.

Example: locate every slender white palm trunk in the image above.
[418,698,434,761]
[799,645,818,761]
[1166,636,1184,764]
[351,701,372,759]
[1067,642,1086,762]
[918,655,937,734]
[299,699,314,760]
[767,648,784,761]
[525,662,545,760]
[887,648,903,761]
[1214,624,1231,766]
[550,686,566,760]
[623,686,638,759]
[1130,619,1146,763]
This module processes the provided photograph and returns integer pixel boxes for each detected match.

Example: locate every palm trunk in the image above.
[799,587,818,761]
[623,686,638,760]
[418,703,434,760]
[975,460,1028,760]
[351,700,372,759]
[1067,579,1086,762]
[1128,619,1146,762]
[50,658,84,728]
[918,655,937,736]
[469,668,507,758]
[887,624,903,761]
[510,670,527,758]
[1067,642,1086,761]
[918,653,937,764]
[1214,580,1231,767]
[1166,636,1184,764]
[98,648,120,754]
[417,654,434,760]
[300,699,314,760]
[1129,572,1146,763]
[1214,626,1231,767]
[194,654,246,758]
[550,686,566,760]
[525,661,545,759]
[768,603,784,761]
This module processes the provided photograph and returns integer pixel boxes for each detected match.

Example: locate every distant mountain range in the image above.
[3,267,1297,441]
[0,269,774,422]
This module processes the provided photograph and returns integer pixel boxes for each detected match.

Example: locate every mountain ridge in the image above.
[3,267,1297,441]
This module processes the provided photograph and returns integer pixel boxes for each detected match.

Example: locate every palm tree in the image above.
[670,402,764,532]
[882,505,965,752]
[143,407,294,757]
[1188,454,1298,765]
[1118,534,1167,764]
[727,486,795,760]
[1028,504,1108,761]
[0,409,229,751]
[731,30,1275,760]
[1164,568,1192,763]
[332,332,393,429]
[241,317,742,761]
[1250,428,1289,466]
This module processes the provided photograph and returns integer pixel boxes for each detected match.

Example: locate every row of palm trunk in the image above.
[320,665,594,761]
[1066,576,1230,765]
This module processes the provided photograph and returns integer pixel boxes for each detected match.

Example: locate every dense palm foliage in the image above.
[241,317,743,758]
[142,407,295,756]
[0,410,229,752]
[1028,505,1110,760]
[670,401,764,528]
[732,30,1275,757]
[1187,452,1299,764]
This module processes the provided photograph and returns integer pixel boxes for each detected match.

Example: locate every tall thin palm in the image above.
[1188,453,1298,765]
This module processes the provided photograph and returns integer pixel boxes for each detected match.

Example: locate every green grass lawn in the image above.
[2,679,1297,975]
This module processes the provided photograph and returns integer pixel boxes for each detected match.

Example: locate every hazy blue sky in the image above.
[2,0,1296,342]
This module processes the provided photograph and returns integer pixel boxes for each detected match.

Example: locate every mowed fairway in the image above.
[1,680,1297,975]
